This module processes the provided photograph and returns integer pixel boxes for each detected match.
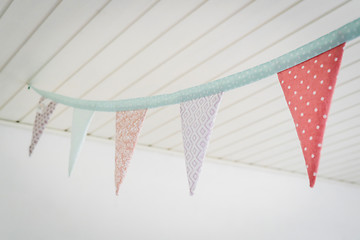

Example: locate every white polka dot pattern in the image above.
[277,43,345,187]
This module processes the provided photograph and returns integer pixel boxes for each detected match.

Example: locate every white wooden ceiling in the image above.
[0,0,359,186]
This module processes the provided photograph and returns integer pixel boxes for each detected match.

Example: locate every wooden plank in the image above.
[0,0,59,105]
[0,0,111,117]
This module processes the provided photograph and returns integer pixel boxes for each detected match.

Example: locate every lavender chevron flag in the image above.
[29,97,57,156]
[180,93,223,195]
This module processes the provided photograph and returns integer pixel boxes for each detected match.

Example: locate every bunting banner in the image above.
[115,110,147,195]
[69,108,94,176]
[25,18,360,195]
[277,43,345,187]
[180,93,223,195]
[29,97,57,156]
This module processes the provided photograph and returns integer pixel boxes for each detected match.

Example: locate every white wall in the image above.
[1,123,360,240]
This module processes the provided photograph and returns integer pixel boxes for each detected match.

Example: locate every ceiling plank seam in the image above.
[17,0,162,122]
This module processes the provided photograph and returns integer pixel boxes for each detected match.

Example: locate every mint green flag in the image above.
[69,108,94,176]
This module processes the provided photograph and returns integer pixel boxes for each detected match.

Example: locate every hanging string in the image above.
[30,18,360,112]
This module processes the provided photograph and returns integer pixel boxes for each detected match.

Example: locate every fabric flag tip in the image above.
[309,179,316,188]
[29,144,34,156]
[308,171,317,188]
[115,183,121,196]
[68,163,75,177]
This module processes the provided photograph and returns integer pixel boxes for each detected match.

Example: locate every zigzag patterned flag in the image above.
[115,109,147,195]
[277,43,345,187]
[29,97,57,156]
[180,93,223,195]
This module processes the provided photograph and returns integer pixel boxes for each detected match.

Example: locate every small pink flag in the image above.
[180,93,223,195]
[115,109,147,195]
[29,97,57,156]
[277,43,345,187]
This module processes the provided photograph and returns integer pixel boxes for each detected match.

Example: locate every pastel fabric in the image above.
[29,97,57,156]
[180,93,223,195]
[277,43,345,187]
[115,109,147,195]
[69,108,94,176]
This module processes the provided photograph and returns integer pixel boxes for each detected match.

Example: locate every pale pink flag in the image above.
[115,109,147,195]
[29,97,57,156]
[180,93,223,195]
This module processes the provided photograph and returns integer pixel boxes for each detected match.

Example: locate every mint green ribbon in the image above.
[31,18,360,112]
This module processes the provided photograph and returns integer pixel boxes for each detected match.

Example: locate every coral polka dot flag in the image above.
[115,109,147,195]
[29,97,57,156]
[277,43,345,187]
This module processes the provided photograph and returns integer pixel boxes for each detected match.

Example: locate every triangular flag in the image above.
[29,97,57,156]
[115,109,147,195]
[69,108,94,176]
[277,43,345,187]
[180,93,223,195]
